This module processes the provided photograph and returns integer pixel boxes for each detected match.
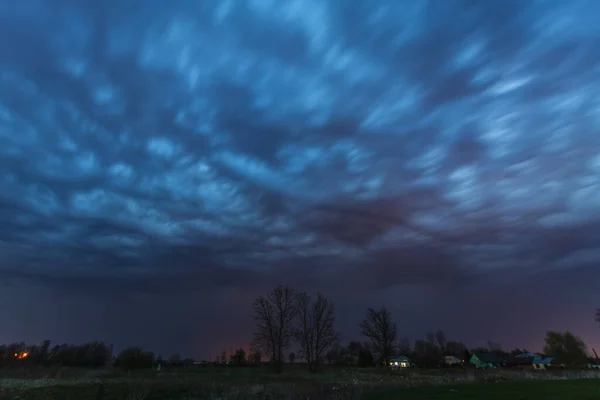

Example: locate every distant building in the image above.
[505,355,535,368]
[587,358,600,370]
[470,353,504,369]
[444,355,463,366]
[515,352,539,358]
[532,356,553,370]
[389,356,412,368]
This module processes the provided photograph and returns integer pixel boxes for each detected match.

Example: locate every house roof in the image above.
[532,356,553,364]
[390,356,411,362]
[515,352,539,358]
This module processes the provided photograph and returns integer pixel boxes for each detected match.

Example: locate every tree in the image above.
[413,339,440,368]
[295,292,339,373]
[359,307,397,367]
[358,348,374,367]
[543,331,588,364]
[426,332,436,347]
[326,347,337,365]
[397,337,411,356]
[487,340,503,354]
[46,341,112,368]
[169,353,182,365]
[509,348,529,356]
[231,348,246,365]
[348,341,363,356]
[471,346,489,354]
[37,340,51,365]
[343,341,375,367]
[249,349,262,365]
[288,352,296,364]
[252,286,297,372]
[435,330,447,352]
[445,341,467,357]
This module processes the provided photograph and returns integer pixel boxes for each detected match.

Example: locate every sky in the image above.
[1,0,600,360]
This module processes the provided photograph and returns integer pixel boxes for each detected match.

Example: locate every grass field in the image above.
[365,380,600,399]
[1,366,599,399]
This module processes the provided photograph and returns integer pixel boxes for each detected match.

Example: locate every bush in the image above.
[115,347,155,370]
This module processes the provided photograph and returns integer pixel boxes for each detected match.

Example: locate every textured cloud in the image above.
[1,0,600,355]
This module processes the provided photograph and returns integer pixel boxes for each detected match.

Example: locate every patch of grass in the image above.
[2,367,600,399]
[364,379,600,400]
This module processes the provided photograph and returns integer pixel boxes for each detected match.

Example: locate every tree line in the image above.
[0,292,596,371]
[0,341,111,368]
[249,285,597,372]
[0,341,193,370]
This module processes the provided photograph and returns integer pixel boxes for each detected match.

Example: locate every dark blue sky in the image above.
[1,0,600,359]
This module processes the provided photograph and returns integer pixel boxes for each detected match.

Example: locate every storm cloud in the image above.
[1,0,600,357]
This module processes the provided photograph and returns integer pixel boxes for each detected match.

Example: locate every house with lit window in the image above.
[389,356,412,368]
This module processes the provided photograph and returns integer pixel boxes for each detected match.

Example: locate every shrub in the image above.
[115,347,155,370]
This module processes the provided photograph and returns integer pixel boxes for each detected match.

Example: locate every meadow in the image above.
[1,366,600,400]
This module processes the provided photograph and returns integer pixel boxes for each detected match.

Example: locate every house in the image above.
[444,355,463,366]
[515,352,539,358]
[504,353,553,369]
[505,355,535,368]
[587,358,600,370]
[470,353,504,369]
[389,356,412,368]
[532,356,553,370]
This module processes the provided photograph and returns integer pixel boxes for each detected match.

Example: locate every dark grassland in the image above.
[1,366,599,399]
[365,380,600,399]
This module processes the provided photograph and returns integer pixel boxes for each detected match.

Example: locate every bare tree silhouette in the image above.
[359,307,397,367]
[295,292,339,373]
[252,286,297,373]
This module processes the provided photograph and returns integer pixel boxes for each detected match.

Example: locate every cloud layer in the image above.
[1,0,600,356]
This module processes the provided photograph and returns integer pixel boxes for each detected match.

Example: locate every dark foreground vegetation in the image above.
[1,366,600,400]
[365,379,600,400]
